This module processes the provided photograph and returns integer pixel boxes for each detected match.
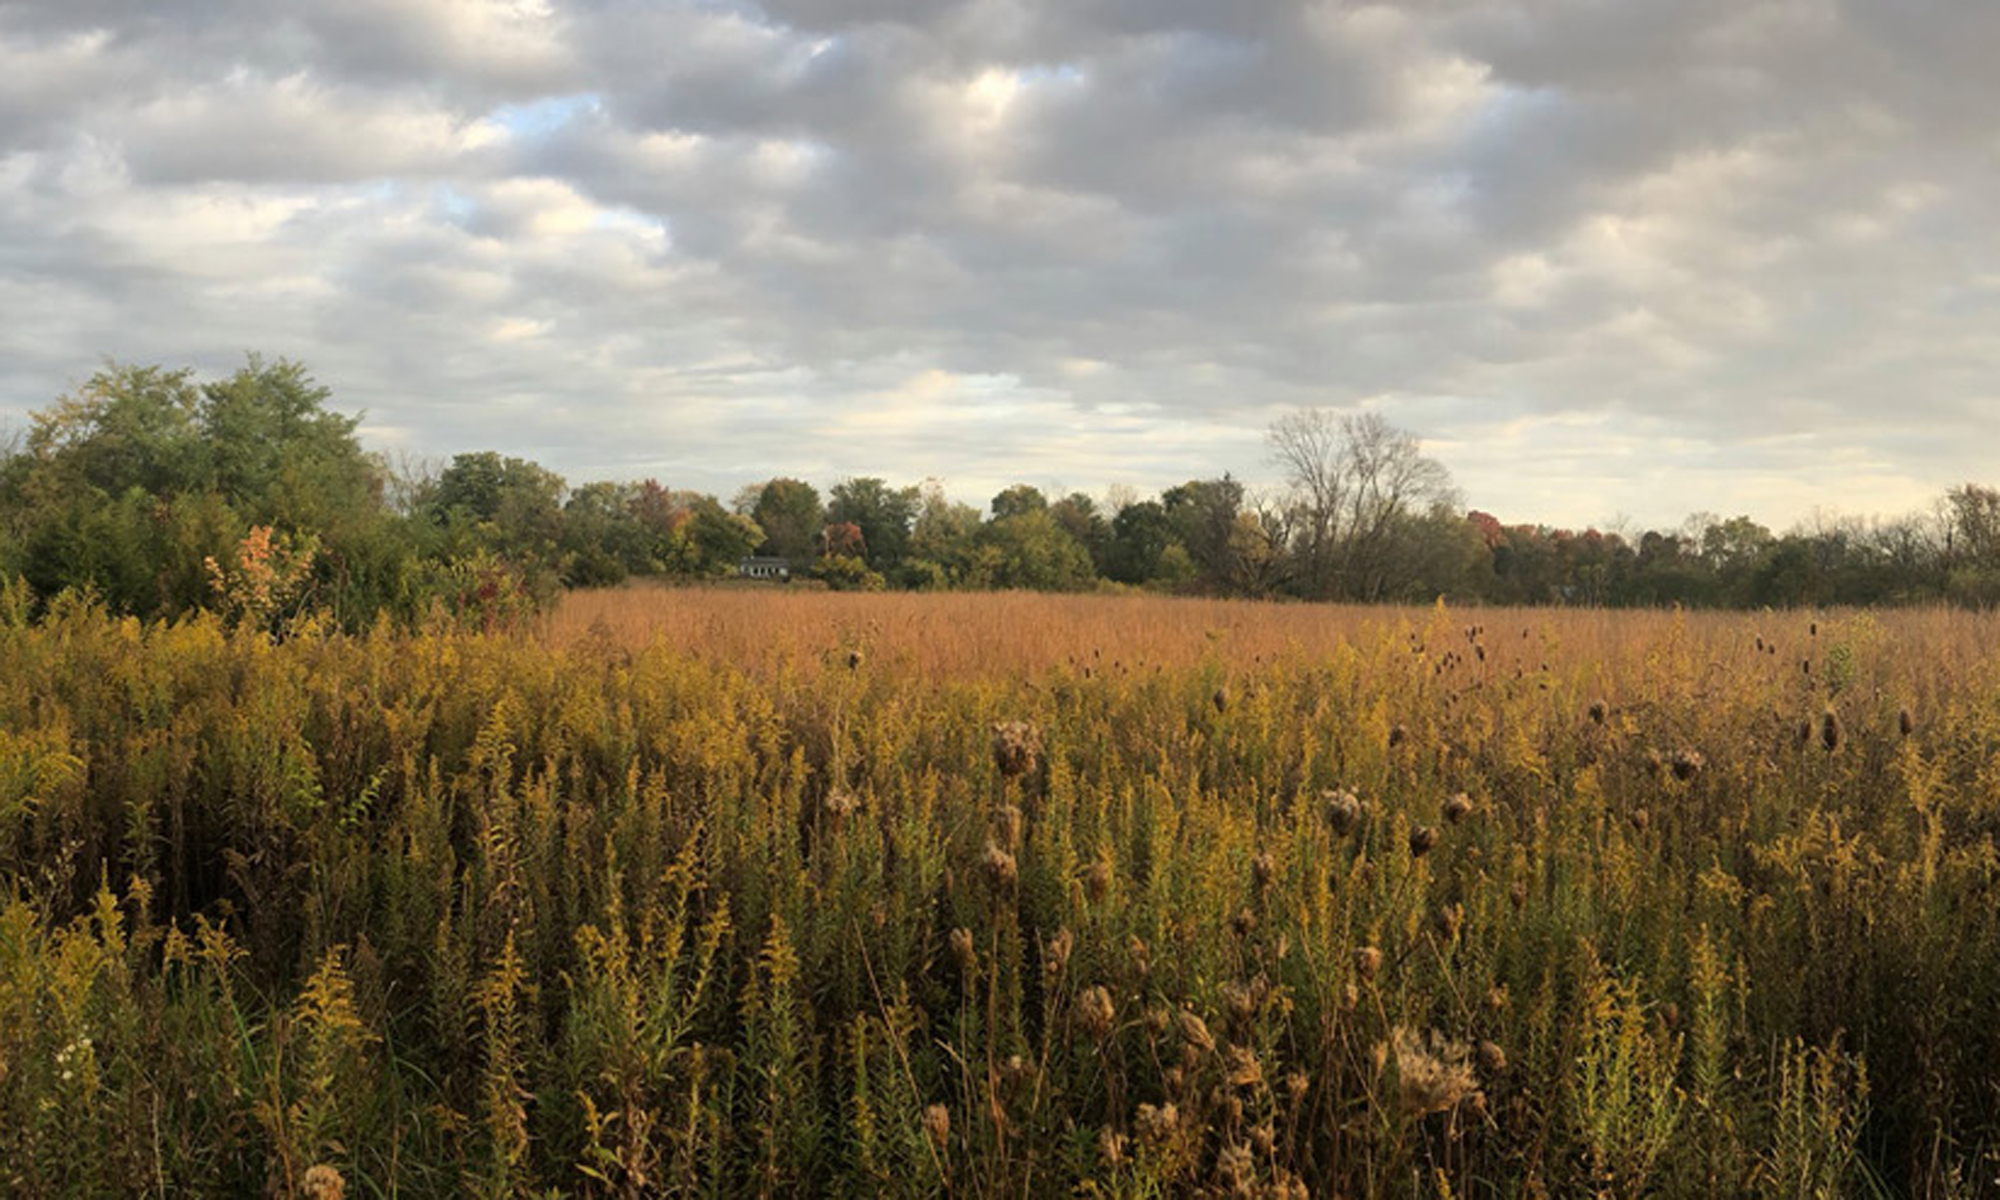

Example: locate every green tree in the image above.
[826,478,919,576]
[750,478,825,569]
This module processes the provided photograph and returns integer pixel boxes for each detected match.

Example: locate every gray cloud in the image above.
[1,0,1997,528]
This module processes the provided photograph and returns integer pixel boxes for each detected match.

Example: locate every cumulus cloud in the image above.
[0,0,1995,526]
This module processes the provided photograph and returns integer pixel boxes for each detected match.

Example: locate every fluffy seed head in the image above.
[1355,946,1383,980]
[303,1165,346,1200]
[949,927,977,973]
[981,842,1018,892]
[1669,750,1705,782]
[1082,858,1112,904]
[991,721,1042,779]
[1443,792,1473,825]
[1408,825,1439,857]
[1043,928,1074,977]
[923,1104,951,1154]
[1175,1010,1216,1055]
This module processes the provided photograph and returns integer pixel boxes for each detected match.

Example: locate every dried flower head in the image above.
[1435,902,1464,941]
[1136,1102,1180,1144]
[1820,708,1844,754]
[1391,1027,1482,1118]
[1509,880,1528,910]
[1588,699,1608,725]
[302,1165,346,1200]
[1044,928,1074,978]
[923,1104,951,1154]
[1669,750,1705,783]
[1324,789,1363,838]
[949,927,977,973]
[1408,825,1439,857]
[1477,1040,1508,1074]
[1079,984,1116,1040]
[1230,906,1258,939]
[1355,946,1383,980]
[1898,706,1916,738]
[1127,935,1151,978]
[1443,792,1473,825]
[991,721,1042,779]
[1388,722,1408,748]
[1225,1043,1264,1087]
[981,842,1018,892]
[1251,849,1276,891]
[846,648,864,671]
[1176,1010,1216,1055]
[1097,1126,1127,1167]
[823,788,860,828]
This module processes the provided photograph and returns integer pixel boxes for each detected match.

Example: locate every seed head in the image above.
[1588,699,1608,725]
[1136,1102,1180,1144]
[1820,708,1844,754]
[1391,1027,1482,1118]
[1212,686,1229,713]
[1435,902,1464,941]
[1230,906,1257,938]
[1442,792,1473,825]
[303,1165,346,1200]
[1079,985,1116,1040]
[1082,858,1113,904]
[1898,706,1916,738]
[923,1104,951,1154]
[1251,849,1276,891]
[1175,1010,1216,1055]
[1097,1127,1127,1167]
[991,721,1042,779]
[1127,934,1150,977]
[949,927,977,973]
[1408,825,1439,857]
[1631,807,1651,834]
[1324,789,1363,838]
[1388,723,1408,749]
[1043,928,1074,978]
[1355,945,1383,980]
[1478,1040,1508,1074]
[846,648,864,671]
[981,841,1018,892]
[1225,1043,1264,1087]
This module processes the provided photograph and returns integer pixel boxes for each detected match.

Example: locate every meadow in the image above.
[3,581,1999,1197]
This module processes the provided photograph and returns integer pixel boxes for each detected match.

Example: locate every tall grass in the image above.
[1,588,1997,1196]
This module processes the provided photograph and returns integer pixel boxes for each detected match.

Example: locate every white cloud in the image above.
[0,0,1997,528]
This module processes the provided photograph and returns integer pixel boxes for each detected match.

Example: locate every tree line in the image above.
[5,356,1999,627]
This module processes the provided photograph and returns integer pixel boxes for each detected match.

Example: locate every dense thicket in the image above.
[6,357,2000,627]
[2,598,1997,1195]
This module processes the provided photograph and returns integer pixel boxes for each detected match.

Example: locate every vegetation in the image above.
[2,587,1998,1195]
[8,358,2000,629]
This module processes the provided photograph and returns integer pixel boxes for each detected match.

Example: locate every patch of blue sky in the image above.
[488,93,601,138]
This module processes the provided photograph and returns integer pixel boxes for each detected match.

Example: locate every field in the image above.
[3,585,2000,1196]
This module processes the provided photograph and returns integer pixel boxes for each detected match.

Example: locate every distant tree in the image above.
[1105,500,1172,585]
[750,478,824,569]
[827,477,919,574]
[973,509,1093,591]
[907,482,983,588]
[1162,476,1245,593]
[989,484,1048,521]
[1048,492,1110,573]
[1267,410,1457,600]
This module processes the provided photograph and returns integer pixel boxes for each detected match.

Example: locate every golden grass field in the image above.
[4,586,1999,1196]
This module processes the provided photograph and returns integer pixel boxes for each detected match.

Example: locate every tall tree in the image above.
[826,477,920,575]
[749,478,824,568]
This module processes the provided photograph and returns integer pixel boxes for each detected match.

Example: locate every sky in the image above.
[1,0,1996,531]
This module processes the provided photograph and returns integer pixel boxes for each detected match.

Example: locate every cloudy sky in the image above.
[2,0,1995,529]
